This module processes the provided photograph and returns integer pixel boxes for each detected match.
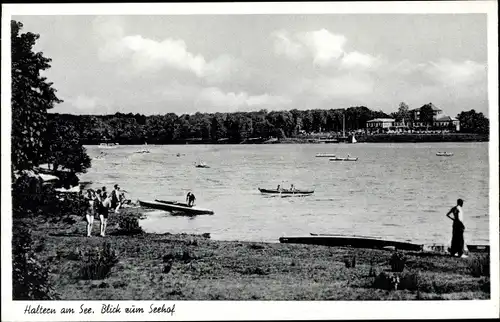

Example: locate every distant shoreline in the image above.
[85,133,489,146]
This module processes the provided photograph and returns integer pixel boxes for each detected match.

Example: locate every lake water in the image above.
[81,142,490,245]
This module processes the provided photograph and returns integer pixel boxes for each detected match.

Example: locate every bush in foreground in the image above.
[469,254,490,277]
[80,243,119,280]
[12,224,56,300]
[116,215,144,235]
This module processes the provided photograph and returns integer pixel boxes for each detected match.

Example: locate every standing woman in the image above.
[84,189,96,237]
[446,198,468,258]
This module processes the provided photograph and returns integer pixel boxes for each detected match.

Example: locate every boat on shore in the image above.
[329,157,358,161]
[139,199,214,215]
[315,153,336,158]
[436,152,454,156]
[258,188,315,195]
[278,233,490,253]
[280,234,422,251]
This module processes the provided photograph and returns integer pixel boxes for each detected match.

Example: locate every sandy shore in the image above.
[21,208,490,300]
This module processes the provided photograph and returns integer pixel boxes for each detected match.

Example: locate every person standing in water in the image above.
[186,192,196,207]
[446,198,468,258]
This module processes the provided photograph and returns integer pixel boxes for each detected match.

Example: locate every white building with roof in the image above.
[366,118,395,129]
[365,103,460,133]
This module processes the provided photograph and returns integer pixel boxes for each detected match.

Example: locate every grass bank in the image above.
[21,208,490,300]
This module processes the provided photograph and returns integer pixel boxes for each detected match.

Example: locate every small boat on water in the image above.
[436,152,454,156]
[98,142,119,148]
[139,199,214,215]
[329,157,358,161]
[315,153,336,158]
[195,163,210,168]
[135,150,150,154]
[258,188,315,195]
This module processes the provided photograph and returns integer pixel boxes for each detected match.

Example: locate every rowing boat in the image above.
[280,234,422,251]
[315,153,336,157]
[279,233,490,253]
[329,157,358,161]
[139,199,214,215]
[258,188,314,195]
[436,152,453,156]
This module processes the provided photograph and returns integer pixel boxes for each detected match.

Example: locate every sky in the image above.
[13,14,489,117]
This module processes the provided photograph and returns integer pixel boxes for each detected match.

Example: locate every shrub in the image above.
[162,248,197,263]
[390,251,406,272]
[79,242,119,280]
[368,262,377,277]
[12,174,87,222]
[343,255,356,268]
[469,254,490,277]
[12,224,56,300]
[373,272,401,291]
[116,215,144,235]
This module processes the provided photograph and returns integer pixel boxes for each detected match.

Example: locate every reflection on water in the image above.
[80,142,489,244]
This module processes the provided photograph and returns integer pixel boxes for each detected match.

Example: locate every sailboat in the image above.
[351,134,357,144]
[135,141,150,153]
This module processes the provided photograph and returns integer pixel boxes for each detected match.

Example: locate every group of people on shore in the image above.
[84,184,127,237]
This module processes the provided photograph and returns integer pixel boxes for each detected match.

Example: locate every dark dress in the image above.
[450,207,465,256]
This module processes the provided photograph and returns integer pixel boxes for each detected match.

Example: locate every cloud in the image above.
[272,30,305,61]
[272,28,379,69]
[99,33,239,82]
[340,51,381,69]
[53,95,112,114]
[299,29,346,66]
[197,87,291,111]
[425,59,486,85]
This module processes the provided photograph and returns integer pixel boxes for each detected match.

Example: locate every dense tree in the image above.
[45,106,486,144]
[44,119,91,173]
[419,103,434,125]
[395,102,410,123]
[11,20,62,171]
[457,109,490,134]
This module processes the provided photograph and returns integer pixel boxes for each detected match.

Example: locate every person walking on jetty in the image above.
[186,192,196,207]
[446,198,468,258]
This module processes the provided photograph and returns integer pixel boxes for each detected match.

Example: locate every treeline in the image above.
[50,107,392,145]
[50,105,490,145]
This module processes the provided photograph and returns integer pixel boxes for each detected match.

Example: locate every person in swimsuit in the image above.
[99,194,112,237]
[84,189,96,237]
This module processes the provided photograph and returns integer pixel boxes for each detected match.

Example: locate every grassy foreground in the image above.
[24,208,490,300]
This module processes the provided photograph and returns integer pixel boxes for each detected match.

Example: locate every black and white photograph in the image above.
[1,1,499,321]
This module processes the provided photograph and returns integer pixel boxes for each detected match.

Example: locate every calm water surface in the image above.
[81,143,489,244]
